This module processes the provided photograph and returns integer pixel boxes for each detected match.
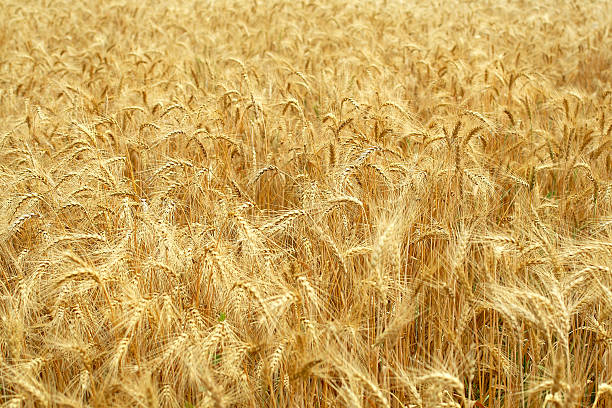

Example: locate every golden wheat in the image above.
[1,0,612,407]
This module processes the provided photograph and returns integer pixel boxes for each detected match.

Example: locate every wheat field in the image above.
[1,0,611,406]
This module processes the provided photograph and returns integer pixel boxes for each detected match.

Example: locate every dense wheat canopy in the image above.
[1,0,612,406]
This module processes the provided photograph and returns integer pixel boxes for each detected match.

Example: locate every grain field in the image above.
[1,0,612,407]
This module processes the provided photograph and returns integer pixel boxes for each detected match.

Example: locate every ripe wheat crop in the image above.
[1,0,611,407]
